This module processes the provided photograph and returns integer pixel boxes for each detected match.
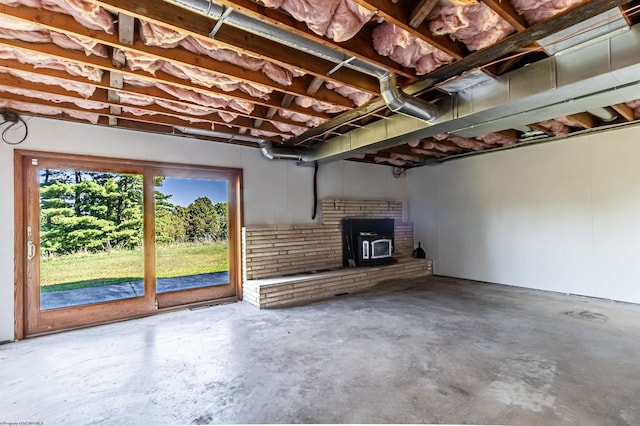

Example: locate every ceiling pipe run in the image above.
[170,0,635,164]
[169,0,441,160]
[301,22,640,164]
[379,73,439,123]
[258,140,305,161]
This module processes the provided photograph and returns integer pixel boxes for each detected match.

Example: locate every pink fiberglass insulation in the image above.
[374,156,406,166]
[155,99,217,116]
[125,51,272,100]
[411,147,446,156]
[0,0,115,34]
[117,92,155,107]
[125,51,163,74]
[626,100,640,119]
[125,79,254,115]
[122,75,155,87]
[121,106,157,117]
[119,89,239,124]
[433,133,486,149]
[122,106,215,130]
[0,83,108,109]
[0,15,107,56]
[390,152,421,163]
[294,96,349,114]
[0,46,103,81]
[49,32,107,57]
[66,108,99,123]
[0,0,40,7]
[40,0,114,34]
[421,140,460,153]
[227,99,255,115]
[0,98,100,123]
[325,81,375,106]
[271,121,307,135]
[555,115,588,129]
[537,119,570,134]
[427,2,515,51]
[278,109,328,127]
[475,133,516,146]
[509,0,588,25]
[249,128,280,138]
[155,82,255,114]
[260,0,373,42]
[372,22,454,75]
[0,67,95,97]
[140,21,301,87]
[218,111,238,123]
[139,20,187,48]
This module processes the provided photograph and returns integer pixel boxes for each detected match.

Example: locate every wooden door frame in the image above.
[14,150,244,339]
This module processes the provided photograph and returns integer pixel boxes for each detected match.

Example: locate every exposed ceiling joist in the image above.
[409,0,439,29]
[194,0,417,80]
[352,0,467,59]
[482,0,528,32]
[611,103,635,121]
[0,3,367,105]
[0,0,637,168]
[90,0,390,89]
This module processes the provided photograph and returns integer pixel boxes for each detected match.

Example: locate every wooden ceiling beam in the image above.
[407,0,632,96]
[482,0,529,32]
[528,123,555,135]
[306,77,325,96]
[611,103,635,121]
[423,137,470,151]
[87,0,394,89]
[0,4,360,107]
[380,144,422,156]
[410,147,447,157]
[0,60,327,128]
[566,112,597,129]
[193,0,416,80]
[293,0,633,146]
[0,38,338,123]
[495,129,520,140]
[0,73,298,136]
[352,0,466,59]
[0,89,212,133]
[409,0,439,29]
[97,116,256,147]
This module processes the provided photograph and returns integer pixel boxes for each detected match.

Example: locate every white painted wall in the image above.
[0,117,407,341]
[408,124,640,305]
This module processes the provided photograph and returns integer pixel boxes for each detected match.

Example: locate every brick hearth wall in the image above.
[243,199,414,280]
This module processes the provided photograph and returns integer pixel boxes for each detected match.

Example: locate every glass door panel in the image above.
[154,176,230,295]
[17,150,242,338]
[39,168,145,310]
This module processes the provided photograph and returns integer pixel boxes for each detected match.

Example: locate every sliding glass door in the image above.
[15,151,242,337]
[153,171,237,308]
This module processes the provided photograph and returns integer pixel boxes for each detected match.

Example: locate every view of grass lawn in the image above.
[40,241,228,291]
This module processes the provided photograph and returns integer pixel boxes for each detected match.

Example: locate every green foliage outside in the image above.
[40,241,228,290]
[39,169,229,289]
[40,170,228,255]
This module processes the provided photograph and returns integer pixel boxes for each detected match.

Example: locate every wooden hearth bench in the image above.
[243,257,433,309]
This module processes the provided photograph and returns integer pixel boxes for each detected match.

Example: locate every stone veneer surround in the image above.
[243,199,414,280]
[242,199,432,308]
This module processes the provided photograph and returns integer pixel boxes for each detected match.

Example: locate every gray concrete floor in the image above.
[1,276,640,425]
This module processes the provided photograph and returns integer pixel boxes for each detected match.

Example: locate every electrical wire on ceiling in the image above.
[1,110,29,145]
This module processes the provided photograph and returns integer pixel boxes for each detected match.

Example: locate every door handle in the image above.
[27,240,36,261]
